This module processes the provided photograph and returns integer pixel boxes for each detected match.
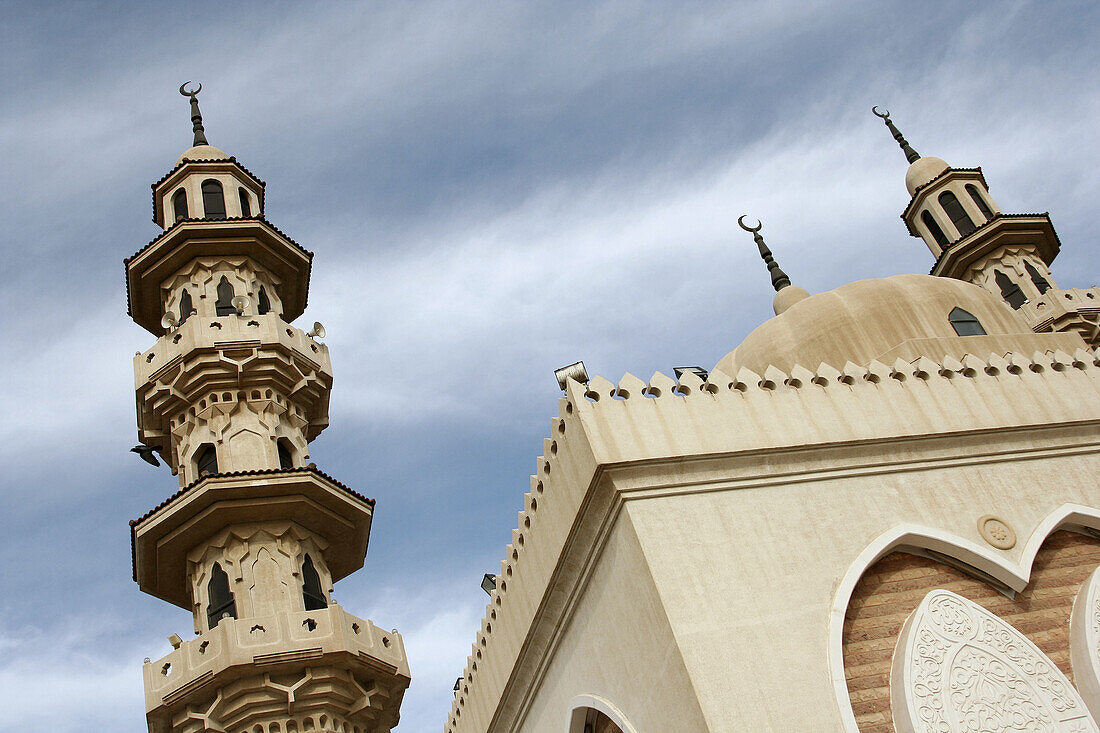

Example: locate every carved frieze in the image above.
[1072,566,1100,722]
[891,589,1097,733]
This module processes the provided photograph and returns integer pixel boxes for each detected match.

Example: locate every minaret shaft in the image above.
[128,86,409,733]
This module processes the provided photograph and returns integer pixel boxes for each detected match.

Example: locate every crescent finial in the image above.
[180,82,202,98]
[872,105,890,119]
[738,215,762,233]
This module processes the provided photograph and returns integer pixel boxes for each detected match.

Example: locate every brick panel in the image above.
[842,530,1100,733]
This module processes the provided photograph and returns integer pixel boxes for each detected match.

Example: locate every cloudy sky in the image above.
[1,1,1098,730]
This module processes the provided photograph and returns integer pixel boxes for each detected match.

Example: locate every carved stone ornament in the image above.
[891,589,1097,733]
[979,515,1017,550]
[1071,566,1100,722]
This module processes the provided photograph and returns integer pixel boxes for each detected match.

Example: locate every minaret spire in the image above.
[179,81,209,146]
[872,106,920,164]
[739,215,791,291]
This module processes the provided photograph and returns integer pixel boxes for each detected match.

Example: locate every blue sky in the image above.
[1,1,1098,730]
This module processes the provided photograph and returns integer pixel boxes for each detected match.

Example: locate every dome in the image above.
[176,144,229,166]
[905,156,950,195]
[716,274,1031,376]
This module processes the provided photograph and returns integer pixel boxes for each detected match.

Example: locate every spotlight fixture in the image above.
[481,573,497,596]
[554,361,589,392]
[673,366,708,381]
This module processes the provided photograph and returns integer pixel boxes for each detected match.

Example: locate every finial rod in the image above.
[738,216,791,292]
[179,82,209,146]
[872,106,919,164]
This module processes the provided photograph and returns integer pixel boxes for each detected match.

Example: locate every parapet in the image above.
[443,347,1100,733]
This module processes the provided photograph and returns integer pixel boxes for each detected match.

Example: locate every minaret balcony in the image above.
[126,218,313,335]
[1019,285,1100,343]
[132,469,373,609]
[142,605,409,732]
[135,313,333,453]
[930,213,1061,281]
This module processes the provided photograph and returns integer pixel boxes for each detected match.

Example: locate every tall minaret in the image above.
[875,106,1099,347]
[126,85,409,733]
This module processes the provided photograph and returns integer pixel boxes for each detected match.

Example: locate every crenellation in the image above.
[446,349,1100,731]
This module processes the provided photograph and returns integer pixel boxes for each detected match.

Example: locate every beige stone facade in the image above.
[443,112,1100,732]
[126,90,409,733]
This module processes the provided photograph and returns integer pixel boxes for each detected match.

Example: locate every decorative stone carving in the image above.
[978,515,1017,550]
[1071,566,1100,722]
[891,589,1097,733]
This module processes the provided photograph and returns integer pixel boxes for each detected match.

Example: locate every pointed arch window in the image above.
[201,179,226,219]
[948,307,986,336]
[238,187,251,217]
[301,554,328,611]
[206,562,237,629]
[995,269,1027,309]
[179,289,194,324]
[938,190,976,237]
[196,444,218,476]
[1025,261,1052,295]
[278,439,293,469]
[966,184,994,221]
[172,188,188,221]
[215,276,236,316]
[921,210,949,247]
[257,285,271,315]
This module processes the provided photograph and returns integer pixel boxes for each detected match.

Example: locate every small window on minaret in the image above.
[206,562,237,629]
[215,276,236,316]
[201,179,226,219]
[196,444,218,476]
[302,555,328,611]
[179,289,194,324]
[921,210,950,247]
[172,188,188,221]
[238,187,251,217]
[257,285,271,315]
[1025,262,1052,295]
[938,191,976,238]
[278,440,293,469]
[949,307,986,336]
[995,269,1027,309]
[966,184,994,221]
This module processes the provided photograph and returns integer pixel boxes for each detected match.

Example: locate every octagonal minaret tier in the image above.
[875,106,1099,347]
[127,85,409,733]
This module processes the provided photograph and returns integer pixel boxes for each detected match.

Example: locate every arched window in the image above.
[995,269,1027,309]
[301,554,328,611]
[948,307,986,336]
[196,444,218,476]
[215,276,236,316]
[966,184,994,221]
[921,210,949,247]
[179,289,194,324]
[206,562,237,629]
[938,190,976,238]
[257,285,271,315]
[568,705,629,733]
[201,179,226,219]
[1024,261,1052,295]
[278,439,294,469]
[172,188,188,221]
[238,187,251,217]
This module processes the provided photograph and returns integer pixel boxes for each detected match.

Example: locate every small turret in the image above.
[876,106,1098,347]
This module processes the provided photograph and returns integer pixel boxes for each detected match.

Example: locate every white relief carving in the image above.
[1071,566,1100,722]
[891,589,1097,733]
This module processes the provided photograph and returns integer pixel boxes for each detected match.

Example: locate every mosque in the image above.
[123,88,1100,733]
